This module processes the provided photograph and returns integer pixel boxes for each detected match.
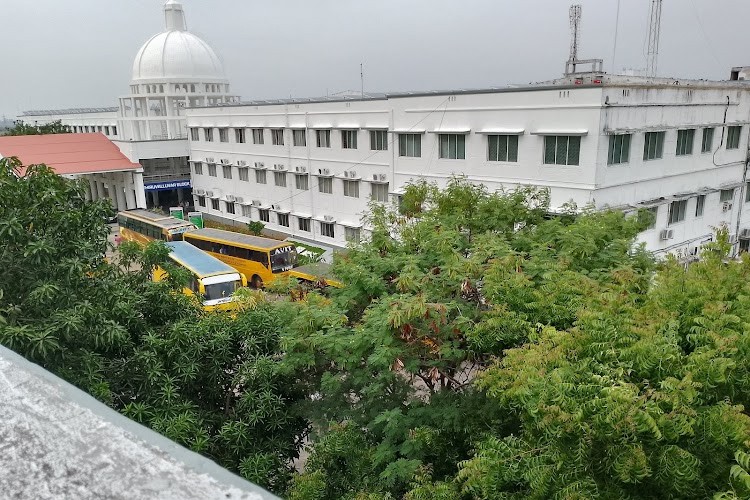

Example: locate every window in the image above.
[256,169,267,184]
[676,129,695,156]
[316,130,331,148]
[190,128,200,141]
[211,198,220,211]
[345,227,361,243]
[607,134,631,165]
[293,129,306,147]
[668,199,688,225]
[252,128,264,144]
[277,213,289,227]
[104,126,110,135]
[222,165,232,179]
[643,131,665,160]
[235,128,246,143]
[746,183,750,202]
[695,195,705,217]
[197,195,206,207]
[488,135,519,162]
[219,128,229,143]
[439,134,466,159]
[204,128,214,141]
[298,218,311,232]
[720,189,735,202]
[112,126,117,136]
[341,130,358,149]
[319,177,333,194]
[241,205,252,217]
[271,128,284,145]
[544,136,581,166]
[272,171,286,187]
[194,162,203,175]
[239,167,249,182]
[343,180,359,198]
[208,163,217,177]
[371,182,389,202]
[295,174,309,190]
[702,128,714,153]
[727,126,742,150]
[259,209,270,222]
[370,130,388,150]
[225,201,235,214]
[399,134,422,157]
[320,222,335,238]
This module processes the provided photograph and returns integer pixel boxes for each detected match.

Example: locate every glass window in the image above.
[235,128,246,143]
[341,130,358,149]
[695,195,705,216]
[197,195,206,207]
[371,183,389,202]
[607,134,631,165]
[676,129,695,156]
[343,180,359,198]
[316,130,331,148]
[293,129,306,147]
[259,209,270,222]
[190,128,200,141]
[208,164,217,177]
[239,168,249,182]
[668,199,688,225]
[194,162,203,175]
[370,130,388,150]
[643,131,665,160]
[439,134,466,159]
[204,128,213,142]
[256,169,267,184]
[319,177,333,194]
[271,128,284,145]
[720,189,735,202]
[241,205,252,217]
[219,128,229,143]
[295,174,309,190]
[544,136,581,166]
[746,183,750,203]
[727,126,742,150]
[222,165,232,179]
[399,134,422,157]
[274,172,287,187]
[252,128,264,144]
[225,201,235,214]
[112,126,117,136]
[345,227,361,243]
[277,213,289,227]
[701,128,714,153]
[211,198,220,210]
[320,222,335,238]
[488,135,519,162]
[298,217,311,232]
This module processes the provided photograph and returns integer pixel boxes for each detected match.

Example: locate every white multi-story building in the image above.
[187,72,750,257]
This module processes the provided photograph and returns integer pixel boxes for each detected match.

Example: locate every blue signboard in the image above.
[144,179,191,191]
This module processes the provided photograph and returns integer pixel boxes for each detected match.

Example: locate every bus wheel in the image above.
[251,275,264,289]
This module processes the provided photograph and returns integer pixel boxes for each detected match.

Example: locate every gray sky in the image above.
[3,0,749,118]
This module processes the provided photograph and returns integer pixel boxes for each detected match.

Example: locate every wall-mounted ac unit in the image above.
[323,215,334,222]
[295,166,307,173]
[238,160,247,167]
[235,196,244,204]
[344,170,357,178]
[206,190,214,198]
[252,200,261,206]
[255,162,265,169]
[723,202,733,213]
[195,189,205,195]
[320,168,330,176]
[378,174,387,181]
[205,157,215,163]
[220,158,230,165]
[226,194,236,202]
[273,164,285,171]
[659,229,674,241]
[271,204,281,211]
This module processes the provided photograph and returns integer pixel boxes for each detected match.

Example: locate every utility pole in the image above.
[360,63,364,99]
[646,0,663,78]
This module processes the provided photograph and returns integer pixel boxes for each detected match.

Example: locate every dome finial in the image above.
[164,0,187,32]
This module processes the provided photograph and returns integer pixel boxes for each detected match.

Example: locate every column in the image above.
[152,190,160,208]
[114,176,127,212]
[177,188,185,203]
[124,172,137,210]
[83,178,92,201]
[134,171,147,209]
[89,178,99,201]
[95,179,106,201]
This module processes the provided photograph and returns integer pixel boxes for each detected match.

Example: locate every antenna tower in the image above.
[646,0,663,77]
[569,4,582,63]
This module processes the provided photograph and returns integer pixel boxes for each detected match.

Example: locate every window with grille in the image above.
[676,129,695,156]
[225,201,235,214]
[439,134,466,159]
[190,128,200,141]
[259,209,270,222]
[241,205,252,217]
[720,189,734,202]
[320,222,335,238]
[319,177,332,194]
[255,169,267,184]
[695,195,705,216]
[341,130,358,149]
[292,129,306,147]
[271,129,284,145]
[219,128,229,143]
[343,180,359,198]
[488,135,519,162]
[211,198,220,210]
[701,128,714,153]
[643,131,665,160]
[194,162,203,175]
[274,172,287,187]
[544,136,581,165]
[727,126,742,149]
[316,130,331,148]
[252,128,264,144]
[295,174,309,190]
[204,128,214,141]
[371,183,389,202]
[197,196,206,207]
[345,227,361,243]
[235,128,246,143]
[239,168,249,182]
[277,213,289,227]
[668,199,687,225]
[298,218,311,232]
[370,130,388,150]
[399,134,421,157]
[222,165,232,179]
[607,134,631,165]
[208,164,217,177]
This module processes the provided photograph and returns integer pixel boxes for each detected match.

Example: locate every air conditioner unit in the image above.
[350,170,357,178]
[372,174,379,181]
[252,200,261,206]
[255,162,265,169]
[319,168,331,176]
[195,189,205,195]
[238,160,247,167]
[235,196,244,204]
[378,174,387,182]
[220,158,230,165]
[741,228,750,239]
[206,157,215,163]
[296,166,307,173]
[723,202,733,213]
[226,194,236,202]
[205,190,214,198]
[659,229,674,241]
[273,164,285,171]
[324,215,334,222]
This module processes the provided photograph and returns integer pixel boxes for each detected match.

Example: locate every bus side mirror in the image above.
[240,273,248,287]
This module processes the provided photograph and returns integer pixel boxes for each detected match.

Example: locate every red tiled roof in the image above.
[0,133,141,176]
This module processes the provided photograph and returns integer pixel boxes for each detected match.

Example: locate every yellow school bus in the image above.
[118,209,196,244]
[153,241,247,312]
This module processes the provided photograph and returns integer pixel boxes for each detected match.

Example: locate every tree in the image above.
[248,221,265,236]
[3,119,71,136]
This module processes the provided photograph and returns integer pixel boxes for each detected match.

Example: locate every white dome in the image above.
[130,1,226,83]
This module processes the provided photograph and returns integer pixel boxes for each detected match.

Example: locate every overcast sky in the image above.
[3,0,749,118]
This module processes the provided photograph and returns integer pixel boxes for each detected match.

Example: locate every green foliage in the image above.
[3,119,71,136]
[247,220,266,236]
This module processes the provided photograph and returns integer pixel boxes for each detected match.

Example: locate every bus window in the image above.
[270,246,297,273]
[203,280,239,301]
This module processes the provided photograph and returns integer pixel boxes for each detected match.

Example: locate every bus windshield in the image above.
[270,246,298,273]
[203,279,240,301]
